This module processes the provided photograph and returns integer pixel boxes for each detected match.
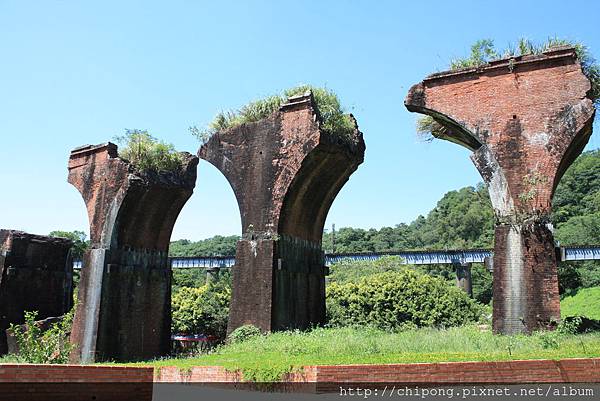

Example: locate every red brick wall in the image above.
[0,364,153,401]
[1,359,599,398]
[154,358,600,385]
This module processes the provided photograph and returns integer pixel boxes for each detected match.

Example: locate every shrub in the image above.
[171,280,231,339]
[326,270,484,330]
[8,310,74,364]
[190,85,356,144]
[228,325,262,344]
[115,129,185,173]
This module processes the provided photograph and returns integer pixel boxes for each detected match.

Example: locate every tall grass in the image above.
[190,85,356,144]
[122,325,600,382]
[449,37,599,103]
[418,37,599,140]
[114,129,185,174]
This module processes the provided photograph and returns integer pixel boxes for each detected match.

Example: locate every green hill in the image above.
[561,287,600,320]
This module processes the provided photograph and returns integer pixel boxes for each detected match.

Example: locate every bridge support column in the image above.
[200,93,365,334]
[67,143,198,362]
[406,47,595,333]
[205,266,220,285]
[454,262,473,298]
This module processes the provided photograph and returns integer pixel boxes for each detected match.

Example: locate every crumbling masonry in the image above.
[68,143,198,362]
[0,230,73,355]
[405,47,596,334]
[200,93,365,333]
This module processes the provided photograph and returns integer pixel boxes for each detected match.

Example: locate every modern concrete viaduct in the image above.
[199,92,365,334]
[68,143,198,362]
[0,230,73,355]
[405,47,596,334]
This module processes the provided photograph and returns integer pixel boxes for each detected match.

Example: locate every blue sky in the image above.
[1,0,599,241]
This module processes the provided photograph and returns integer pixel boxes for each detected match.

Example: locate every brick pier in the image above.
[199,93,365,333]
[405,47,596,334]
[67,143,198,362]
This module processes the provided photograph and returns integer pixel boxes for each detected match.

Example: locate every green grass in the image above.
[0,354,20,363]
[561,287,600,320]
[191,85,357,144]
[118,325,600,382]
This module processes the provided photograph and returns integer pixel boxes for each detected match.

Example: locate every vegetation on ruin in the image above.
[115,129,186,174]
[122,324,600,382]
[417,37,600,140]
[5,309,74,364]
[190,85,356,143]
[449,38,600,102]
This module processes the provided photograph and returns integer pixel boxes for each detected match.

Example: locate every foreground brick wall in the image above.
[0,231,73,355]
[0,364,152,401]
[67,143,198,363]
[0,358,598,398]
[200,93,365,333]
[155,358,600,391]
[405,47,596,334]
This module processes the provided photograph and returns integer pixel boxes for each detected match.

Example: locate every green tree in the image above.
[48,230,89,260]
[326,270,484,330]
[169,235,239,257]
[171,277,231,339]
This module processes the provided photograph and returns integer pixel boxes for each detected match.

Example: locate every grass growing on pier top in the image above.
[417,37,599,141]
[190,85,356,144]
[449,38,599,102]
[115,129,186,174]
[120,325,600,382]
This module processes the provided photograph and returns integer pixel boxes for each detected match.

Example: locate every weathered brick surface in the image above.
[0,364,153,401]
[154,358,600,391]
[67,143,198,362]
[199,93,365,333]
[405,47,596,334]
[0,230,73,355]
[0,359,597,398]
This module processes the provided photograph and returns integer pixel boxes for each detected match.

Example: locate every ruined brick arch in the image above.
[114,183,198,251]
[416,106,483,152]
[405,47,596,334]
[278,142,362,243]
[551,113,595,201]
[67,143,199,362]
[199,93,365,333]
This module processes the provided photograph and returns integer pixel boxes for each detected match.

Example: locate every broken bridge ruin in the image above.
[67,143,198,362]
[199,93,365,334]
[0,230,73,355]
[405,47,596,334]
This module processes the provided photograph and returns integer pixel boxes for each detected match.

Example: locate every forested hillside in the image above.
[170,235,238,257]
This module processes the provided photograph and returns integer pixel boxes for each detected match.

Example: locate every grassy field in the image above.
[123,325,600,381]
[561,287,600,320]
